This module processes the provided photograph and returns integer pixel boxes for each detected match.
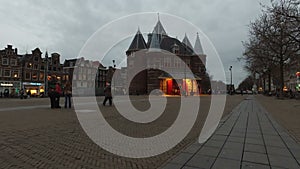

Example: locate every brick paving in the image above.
[0,96,244,169]
[161,96,300,169]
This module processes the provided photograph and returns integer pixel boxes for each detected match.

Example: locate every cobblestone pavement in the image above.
[161,96,300,169]
[0,95,245,169]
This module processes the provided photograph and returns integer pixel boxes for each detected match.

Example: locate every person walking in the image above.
[64,81,72,108]
[55,82,62,108]
[103,83,112,106]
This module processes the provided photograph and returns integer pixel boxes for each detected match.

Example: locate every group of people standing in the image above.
[48,81,113,109]
[49,81,72,109]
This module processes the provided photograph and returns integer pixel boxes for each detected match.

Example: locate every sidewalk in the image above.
[161,96,300,169]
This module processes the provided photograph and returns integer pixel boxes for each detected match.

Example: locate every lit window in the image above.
[32,73,38,80]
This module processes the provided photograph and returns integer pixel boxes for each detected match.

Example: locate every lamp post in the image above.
[229,66,232,95]
[20,55,26,90]
[112,60,116,94]
[44,51,49,97]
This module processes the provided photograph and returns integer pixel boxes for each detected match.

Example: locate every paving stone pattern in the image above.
[162,96,300,169]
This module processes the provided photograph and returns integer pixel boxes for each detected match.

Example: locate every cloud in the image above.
[0,0,271,86]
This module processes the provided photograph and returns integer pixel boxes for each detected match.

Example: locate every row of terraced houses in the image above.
[0,44,115,97]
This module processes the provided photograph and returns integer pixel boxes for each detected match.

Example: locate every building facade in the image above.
[0,45,68,97]
[126,19,207,95]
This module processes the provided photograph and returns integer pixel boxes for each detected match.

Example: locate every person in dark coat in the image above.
[103,83,112,106]
[64,81,72,108]
[55,82,62,108]
[48,87,56,109]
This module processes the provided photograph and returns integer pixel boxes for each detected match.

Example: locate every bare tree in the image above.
[242,0,299,96]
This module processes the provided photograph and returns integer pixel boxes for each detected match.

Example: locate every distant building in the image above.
[0,45,20,97]
[126,18,207,95]
[0,45,67,97]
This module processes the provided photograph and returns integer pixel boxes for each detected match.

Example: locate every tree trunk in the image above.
[268,71,271,93]
[279,60,285,98]
[263,76,266,93]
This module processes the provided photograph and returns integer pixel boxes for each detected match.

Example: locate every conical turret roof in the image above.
[182,33,194,52]
[149,33,160,49]
[194,33,204,55]
[127,28,147,52]
[152,20,167,35]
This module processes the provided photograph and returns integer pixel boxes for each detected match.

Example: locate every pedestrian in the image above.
[55,82,62,108]
[20,89,24,99]
[103,83,112,106]
[48,87,56,109]
[64,81,72,108]
[27,90,31,98]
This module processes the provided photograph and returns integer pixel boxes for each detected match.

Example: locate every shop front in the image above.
[158,72,200,96]
[0,81,21,97]
[23,82,45,97]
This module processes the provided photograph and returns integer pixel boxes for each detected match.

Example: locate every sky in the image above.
[0,0,271,87]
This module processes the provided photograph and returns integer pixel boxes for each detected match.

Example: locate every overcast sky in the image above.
[0,0,271,86]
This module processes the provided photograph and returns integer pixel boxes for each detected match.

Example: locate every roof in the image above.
[152,20,167,35]
[194,33,204,55]
[127,29,147,52]
[182,34,194,53]
[149,33,160,49]
[160,37,194,55]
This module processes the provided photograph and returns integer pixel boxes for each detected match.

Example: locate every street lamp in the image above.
[229,66,232,95]
[112,60,116,94]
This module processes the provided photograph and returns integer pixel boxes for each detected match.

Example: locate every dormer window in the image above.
[171,43,179,54]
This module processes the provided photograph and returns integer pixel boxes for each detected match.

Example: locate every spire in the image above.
[182,33,194,52]
[45,50,48,58]
[194,32,204,55]
[152,15,167,35]
[127,28,147,52]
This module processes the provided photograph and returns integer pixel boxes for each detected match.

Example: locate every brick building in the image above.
[126,18,207,95]
[0,45,67,97]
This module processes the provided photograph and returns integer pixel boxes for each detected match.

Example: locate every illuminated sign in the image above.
[0,83,13,87]
[23,82,42,86]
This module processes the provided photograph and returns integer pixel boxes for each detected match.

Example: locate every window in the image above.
[13,71,19,78]
[32,73,38,81]
[2,58,8,65]
[174,58,181,68]
[27,63,32,68]
[53,67,56,71]
[25,72,31,80]
[40,73,44,80]
[164,57,171,67]
[34,56,39,62]
[34,64,38,70]
[41,66,45,70]
[4,69,11,77]
[10,59,17,66]
[0,68,2,77]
